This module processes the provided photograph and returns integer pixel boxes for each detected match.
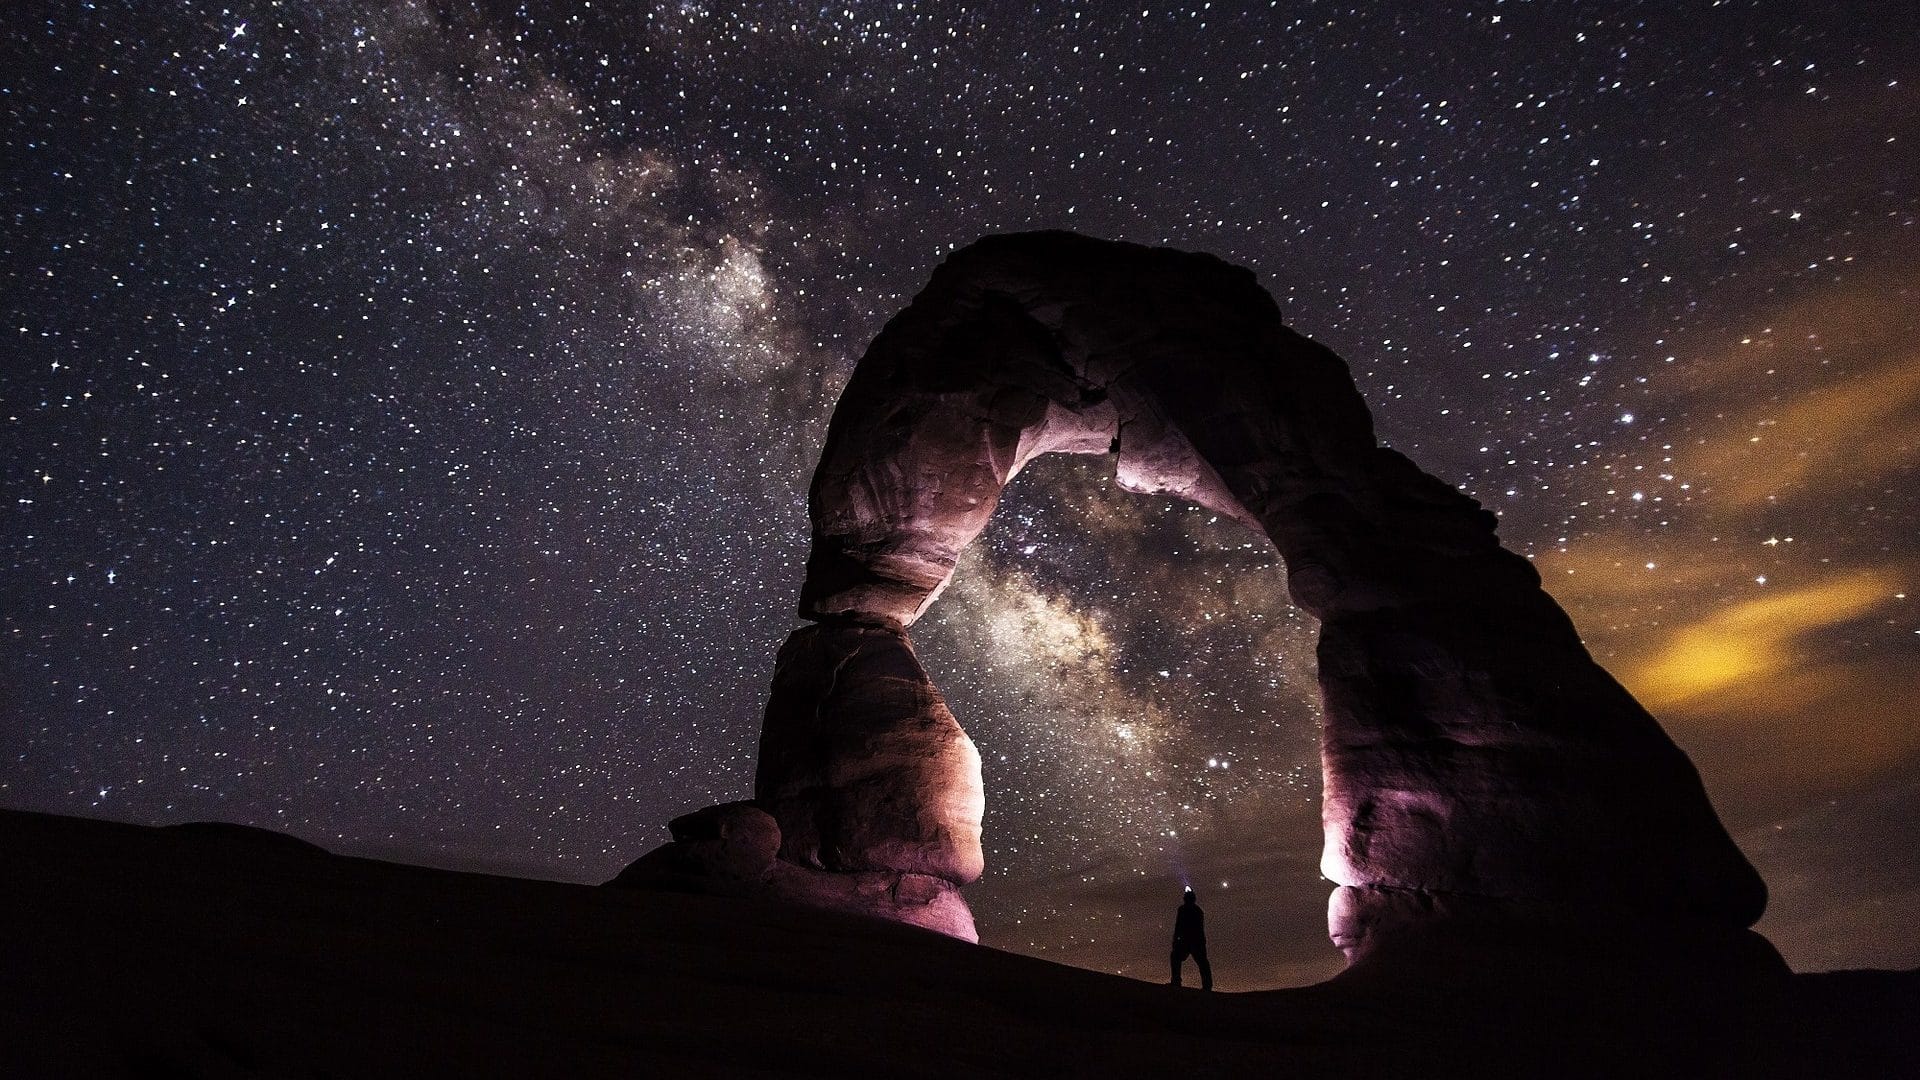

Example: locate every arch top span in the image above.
[800,230,1389,629]
[627,232,1772,967]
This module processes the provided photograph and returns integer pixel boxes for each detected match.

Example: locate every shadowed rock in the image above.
[633,231,1769,965]
[13,809,1912,1078]
[165,821,330,856]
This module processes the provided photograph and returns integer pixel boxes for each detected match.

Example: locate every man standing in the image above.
[1169,887,1213,990]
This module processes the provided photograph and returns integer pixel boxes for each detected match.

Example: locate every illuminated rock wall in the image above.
[636,232,1767,958]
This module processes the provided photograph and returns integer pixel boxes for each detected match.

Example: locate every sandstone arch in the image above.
[627,232,1768,965]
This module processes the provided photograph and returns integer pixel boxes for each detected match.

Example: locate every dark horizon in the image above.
[4,1,1917,990]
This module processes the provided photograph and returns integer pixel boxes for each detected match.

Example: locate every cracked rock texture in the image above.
[610,802,976,940]
[755,624,985,888]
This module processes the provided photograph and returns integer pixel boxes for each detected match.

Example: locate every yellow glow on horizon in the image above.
[1626,573,1895,710]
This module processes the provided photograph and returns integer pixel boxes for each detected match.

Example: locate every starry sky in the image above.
[4,1,1917,991]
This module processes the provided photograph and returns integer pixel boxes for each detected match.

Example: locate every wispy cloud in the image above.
[1669,277,1920,512]
[1539,267,1920,807]
[1624,570,1897,710]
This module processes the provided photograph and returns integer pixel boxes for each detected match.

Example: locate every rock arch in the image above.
[625,232,1767,965]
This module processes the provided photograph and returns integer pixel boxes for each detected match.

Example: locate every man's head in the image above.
[1183,887,1196,905]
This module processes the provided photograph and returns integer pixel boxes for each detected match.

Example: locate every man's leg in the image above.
[1194,945,1212,991]
[1169,945,1185,986]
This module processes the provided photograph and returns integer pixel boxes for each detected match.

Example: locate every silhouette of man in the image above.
[1169,887,1212,990]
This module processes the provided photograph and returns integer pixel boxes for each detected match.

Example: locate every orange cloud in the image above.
[1527,265,1920,799]
[1621,572,1898,711]
[1666,273,1920,512]
[1683,352,1920,510]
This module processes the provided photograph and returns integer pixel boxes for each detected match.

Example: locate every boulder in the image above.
[608,802,779,890]
[608,801,978,941]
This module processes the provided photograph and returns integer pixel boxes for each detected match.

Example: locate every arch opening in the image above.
[901,452,1326,973]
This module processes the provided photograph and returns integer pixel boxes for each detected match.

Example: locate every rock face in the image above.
[631,231,1769,963]
[755,624,984,886]
[618,629,985,940]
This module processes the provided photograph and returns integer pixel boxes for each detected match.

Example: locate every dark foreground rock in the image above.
[3,809,1914,1079]
[164,819,332,855]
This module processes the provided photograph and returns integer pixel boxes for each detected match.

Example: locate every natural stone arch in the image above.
[626,232,1767,965]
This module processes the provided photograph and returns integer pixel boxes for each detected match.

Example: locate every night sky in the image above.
[5,2,1917,990]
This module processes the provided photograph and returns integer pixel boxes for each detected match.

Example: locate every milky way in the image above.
[4,2,1917,989]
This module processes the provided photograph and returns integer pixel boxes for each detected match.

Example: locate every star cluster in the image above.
[4,2,1917,989]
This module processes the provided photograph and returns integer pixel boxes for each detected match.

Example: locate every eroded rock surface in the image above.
[632,231,1768,961]
[609,802,977,940]
[756,624,984,886]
